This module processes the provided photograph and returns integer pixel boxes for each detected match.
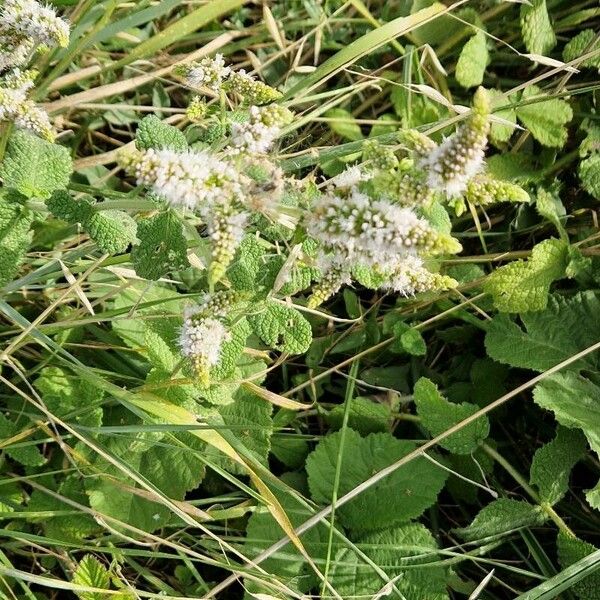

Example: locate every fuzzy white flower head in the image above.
[420,87,490,198]
[0,71,55,140]
[331,165,368,190]
[183,54,231,91]
[229,106,286,155]
[0,37,34,70]
[1,0,70,48]
[123,148,243,211]
[306,186,440,272]
[179,314,231,366]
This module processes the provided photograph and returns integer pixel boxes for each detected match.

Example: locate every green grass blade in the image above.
[282,3,445,101]
[515,549,600,600]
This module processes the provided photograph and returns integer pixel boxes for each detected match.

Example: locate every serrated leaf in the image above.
[206,388,273,475]
[131,211,188,280]
[325,108,363,141]
[392,322,427,355]
[330,523,449,600]
[579,154,600,201]
[456,498,546,541]
[209,317,251,382]
[557,533,600,600]
[244,482,329,596]
[0,192,34,287]
[456,31,488,88]
[0,131,72,199]
[306,429,447,532]
[326,396,391,435]
[533,372,599,507]
[34,367,103,428]
[84,427,205,532]
[0,412,46,466]
[563,29,600,71]
[227,235,266,292]
[520,0,556,56]
[72,555,110,600]
[414,378,489,454]
[485,292,600,372]
[529,426,587,506]
[489,90,518,144]
[136,114,188,152]
[536,188,567,238]
[249,302,312,354]
[484,238,568,312]
[516,86,573,148]
[87,210,137,254]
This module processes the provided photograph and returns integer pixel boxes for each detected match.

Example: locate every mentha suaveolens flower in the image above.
[306,185,460,273]
[420,87,490,197]
[230,104,293,155]
[120,147,243,211]
[176,54,231,92]
[0,0,70,70]
[383,255,457,296]
[0,68,55,140]
[179,309,232,384]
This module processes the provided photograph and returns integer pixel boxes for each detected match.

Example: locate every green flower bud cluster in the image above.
[224,70,283,105]
[186,96,208,123]
[465,176,530,206]
[362,140,399,172]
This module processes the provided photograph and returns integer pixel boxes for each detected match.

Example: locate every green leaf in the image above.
[87,210,137,254]
[563,29,600,71]
[484,238,568,312]
[249,302,312,354]
[455,31,488,88]
[485,292,600,372]
[516,86,573,148]
[533,372,599,507]
[227,235,266,292]
[0,412,46,467]
[131,211,188,280]
[206,388,273,475]
[46,190,94,224]
[520,0,556,56]
[84,428,205,532]
[34,367,103,428]
[326,396,391,435]
[244,482,329,596]
[330,523,449,600]
[28,476,98,543]
[456,498,546,541]
[557,533,600,600]
[325,108,363,141]
[489,90,517,144]
[306,429,447,532]
[414,378,489,454]
[72,555,110,600]
[536,188,567,238]
[135,115,188,152]
[0,131,72,199]
[392,322,427,355]
[529,426,587,506]
[208,317,251,383]
[579,155,600,201]
[0,192,34,287]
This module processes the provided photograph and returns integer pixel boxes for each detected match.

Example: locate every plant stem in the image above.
[481,442,576,538]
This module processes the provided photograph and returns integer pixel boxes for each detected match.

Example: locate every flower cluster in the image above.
[420,87,490,197]
[306,184,460,272]
[0,0,69,71]
[229,105,293,155]
[0,68,54,140]
[176,54,230,92]
[382,255,457,296]
[120,147,243,211]
[179,308,232,385]
[177,55,282,105]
